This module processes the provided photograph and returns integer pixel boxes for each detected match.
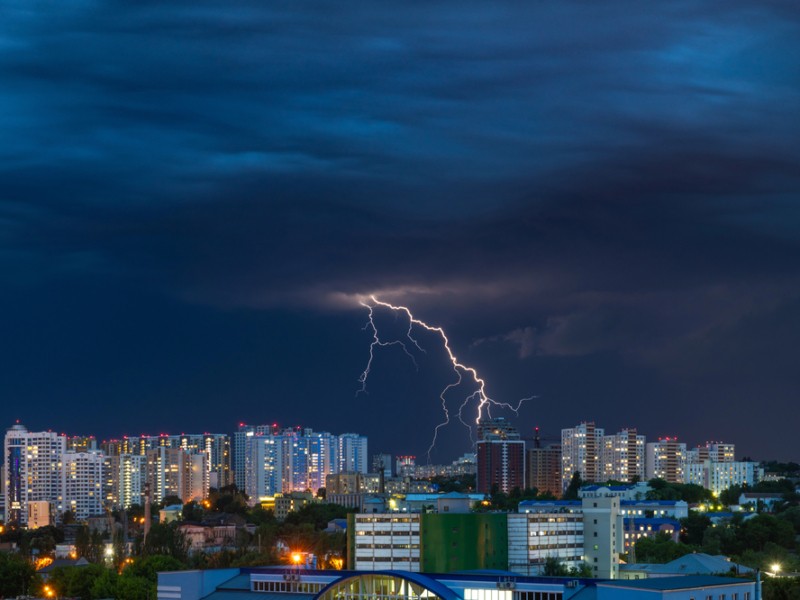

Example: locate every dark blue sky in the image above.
[1,1,799,462]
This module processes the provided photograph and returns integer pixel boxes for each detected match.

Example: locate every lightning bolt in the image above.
[357,295,533,459]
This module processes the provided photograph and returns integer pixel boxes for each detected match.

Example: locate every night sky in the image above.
[2,1,799,463]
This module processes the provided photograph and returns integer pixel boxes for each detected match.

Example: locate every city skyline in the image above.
[4,416,784,466]
[2,2,799,462]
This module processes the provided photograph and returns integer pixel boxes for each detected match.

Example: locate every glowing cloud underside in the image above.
[357,295,532,458]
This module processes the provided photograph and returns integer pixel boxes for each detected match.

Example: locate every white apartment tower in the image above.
[245,434,284,500]
[685,460,760,496]
[62,451,105,521]
[4,423,66,526]
[338,433,368,474]
[601,429,645,483]
[561,422,604,490]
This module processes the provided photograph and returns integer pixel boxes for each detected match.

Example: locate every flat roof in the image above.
[596,576,752,591]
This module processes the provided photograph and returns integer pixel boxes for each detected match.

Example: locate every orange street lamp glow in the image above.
[291,552,303,565]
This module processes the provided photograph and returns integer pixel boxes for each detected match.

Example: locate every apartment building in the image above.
[62,451,105,521]
[562,423,604,490]
[645,438,687,483]
[4,423,66,526]
[601,429,645,483]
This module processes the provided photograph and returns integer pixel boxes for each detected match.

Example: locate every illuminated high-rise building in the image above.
[687,441,735,464]
[561,422,604,490]
[145,447,207,503]
[67,436,97,453]
[4,423,66,526]
[527,445,562,497]
[62,451,104,520]
[245,434,283,499]
[601,428,645,483]
[243,427,364,501]
[476,418,525,494]
[104,453,146,509]
[645,437,687,483]
[234,423,274,491]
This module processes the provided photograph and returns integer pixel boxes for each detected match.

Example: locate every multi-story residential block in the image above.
[234,423,275,491]
[396,456,416,477]
[477,418,525,494]
[0,464,5,521]
[105,433,231,490]
[27,500,52,529]
[298,430,339,492]
[408,454,477,479]
[190,434,231,489]
[4,423,66,526]
[274,491,314,521]
[245,434,284,500]
[685,461,760,496]
[686,442,736,465]
[67,436,98,453]
[62,451,105,521]
[372,453,393,478]
[527,445,562,497]
[601,429,645,483]
[326,472,362,494]
[338,433,368,474]
[104,453,146,509]
[645,438,687,483]
[146,447,208,503]
[243,426,354,500]
[561,422,604,490]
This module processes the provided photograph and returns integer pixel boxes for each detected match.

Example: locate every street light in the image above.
[771,563,781,576]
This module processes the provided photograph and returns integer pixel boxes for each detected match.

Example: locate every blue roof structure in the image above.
[315,571,461,600]
[158,565,755,600]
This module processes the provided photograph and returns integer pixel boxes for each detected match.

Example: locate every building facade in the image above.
[477,418,525,494]
[645,438,687,483]
[62,451,105,521]
[601,429,645,483]
[685,461,760,496]
[562,423,604,490]
[527,445,562,498]
[4,423,66,526]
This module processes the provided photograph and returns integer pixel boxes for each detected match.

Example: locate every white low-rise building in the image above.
[508,511,584,575]
[352,513,421,571]
[686,461,760,497]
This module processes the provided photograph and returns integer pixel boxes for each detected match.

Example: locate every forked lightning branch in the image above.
[356,295,532,458]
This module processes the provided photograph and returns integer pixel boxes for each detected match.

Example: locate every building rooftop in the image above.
[621,500,687,506]
[597,575,749,591]
[621,553,753,576]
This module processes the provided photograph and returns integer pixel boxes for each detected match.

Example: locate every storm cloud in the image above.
[1,0,799,460]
